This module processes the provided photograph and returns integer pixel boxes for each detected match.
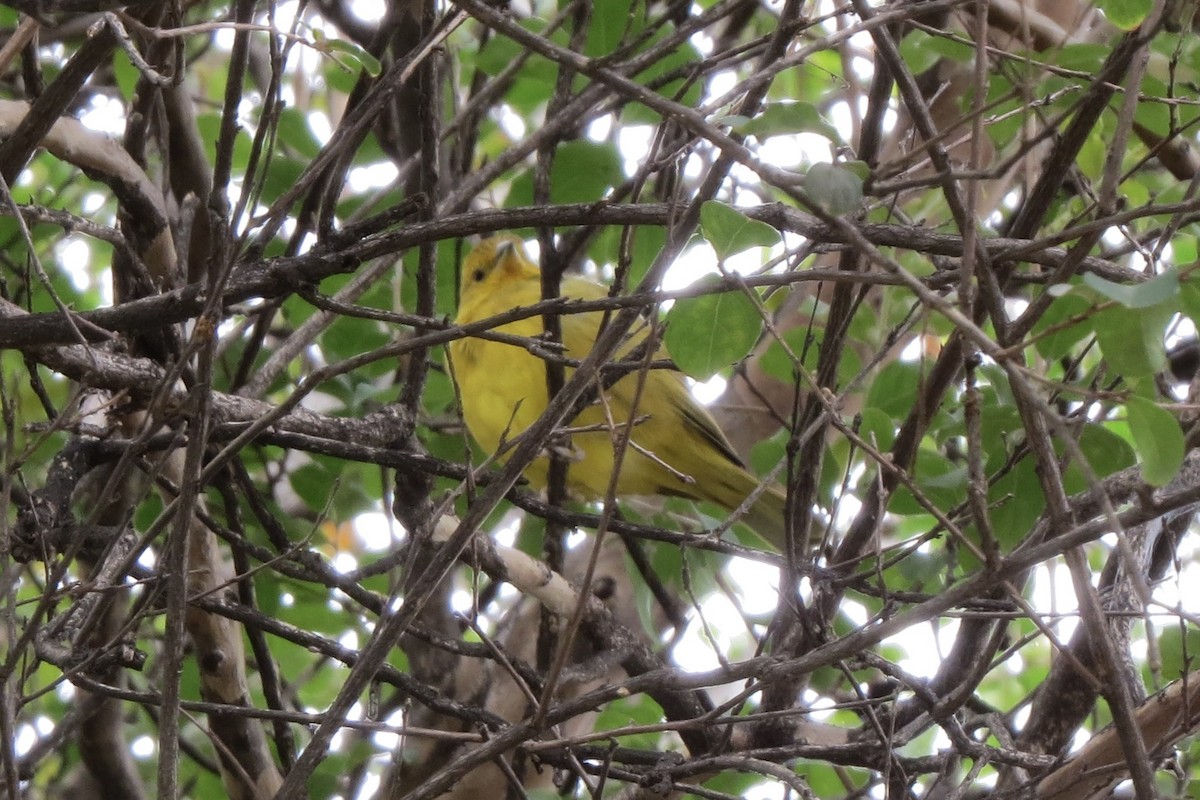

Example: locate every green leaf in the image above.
[866,361,922,421]
[1133,77,1171,137]
[320,38,382,76]
[988,461,1045,551]
[1082,267,1178,309]
[1062,421,1139,494]
[1033,292,1094,361]
[622,35,703,124]
[924,32,974,63]
[112,50,139,99]
[1126,395,1184,486]
[979,403,1024,467]
[134,493,165,533]
[806,162,864,215]
[858,406,897,452]
[698,201,780,259]
[889,447,967,516]
[476,20,550,77]
[1158,626,1200,680]
[705,768,772,797]
[1076,422,1137,478]
[840,160,871,181]
[984,96,1023,149]
[737,102,842,143]
[586,0,636,56]
[323,313,390,362]
[664,280,762,380]
[760,327,819,381]
[507,140,624,205]
[289,462,341,514]
[1173,235,1197,266]
[474,21,561,111]
[748,428,787,476]
[1092,303,1172,378]
[1098,0,1152,30]
[1055,43,1112,74]
[277,107,323,159]
[1179,280,1200,328]
[897,30,942,74]
[627,225,667,288]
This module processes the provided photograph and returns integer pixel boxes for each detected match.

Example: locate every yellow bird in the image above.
[449,235,788,549]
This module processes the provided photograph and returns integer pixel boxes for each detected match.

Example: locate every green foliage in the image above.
[664,277,762,379]
[760,326,820,382]
[311,31,382,76]
[585,0,637,57]
[890,445,968,516]
[1067,422,1137,488]
[1157,625,1200,681]
[987,460,1045,550]
[620,30,703,123]
[1083,267,1179,308]
[705,767,788,796]
[1092,302,1174,378]
[898,30,947,75]
[733,101,843,144]
[805,162,864,214]
[506,140,624,205]
[699,201,780,257]
[601,223,668,288]
[1099,0,1154,29]
[1055,43,1112,74]
[865,360,924,422]
[1033,291,1094,360]
[1126,394,1185,486]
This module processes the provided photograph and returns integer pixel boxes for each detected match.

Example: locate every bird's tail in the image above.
[684,452,795,552]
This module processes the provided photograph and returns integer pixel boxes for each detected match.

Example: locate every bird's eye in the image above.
[472,268,486,282]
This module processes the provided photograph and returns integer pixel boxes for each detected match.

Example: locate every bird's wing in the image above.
[556,283,746,470]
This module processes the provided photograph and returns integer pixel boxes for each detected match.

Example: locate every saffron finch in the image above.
[449,235,788,548]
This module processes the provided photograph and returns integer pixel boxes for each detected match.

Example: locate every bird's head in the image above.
[460,235,538,297]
